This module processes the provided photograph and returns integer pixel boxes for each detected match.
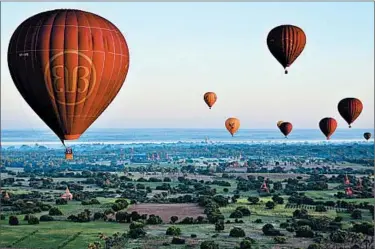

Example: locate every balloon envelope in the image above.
[267,25,306,74]
[277,120,284,127]
[319,117,337,140]
[225,118,240,136]
[337,98,363,128]
[203,92,217,109]
[7,9,130,142]
[279,122,293,137]
[364,132,371,141]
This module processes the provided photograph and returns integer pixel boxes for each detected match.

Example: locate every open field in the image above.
[0,220,128,249]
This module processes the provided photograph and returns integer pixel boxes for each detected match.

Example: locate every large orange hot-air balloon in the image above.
[364,132,371,141]
[203,92,217,109]
[278,122,293,138]
[277,120,284,127]
[225,118,240,137]
[319,117,337,140]
[7,9,130,160]
[337,98,363,128]
[267,25,306,74]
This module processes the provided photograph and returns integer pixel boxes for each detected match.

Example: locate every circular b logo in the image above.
[44,50,97,106]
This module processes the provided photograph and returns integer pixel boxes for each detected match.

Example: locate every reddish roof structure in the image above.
[61,187,73,200]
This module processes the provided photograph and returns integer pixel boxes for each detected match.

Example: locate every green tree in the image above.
[166,226,181,236]
[265,201,275,209]
[200,241,219,249]
[229,227,246,237]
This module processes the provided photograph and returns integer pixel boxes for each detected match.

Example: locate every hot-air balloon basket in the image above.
[284,70,288,74]
[65,148,73,160]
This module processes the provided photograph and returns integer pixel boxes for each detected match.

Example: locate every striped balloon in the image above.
[278,122,293,138]
[7,9,130,143]
[319,117,337,140]
[338,98,363,128]
[203,92,217,109]
[267,25,306,74]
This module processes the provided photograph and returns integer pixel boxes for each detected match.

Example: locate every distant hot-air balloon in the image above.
[225,118,240,137]
[278,122,293,138]
[364,132,371,141]
[337,98,363,128]
[7,9,130,159]
[277,120,284,127]
[203,92,217,109]
[319,118,337,140]
[267,25,306,74]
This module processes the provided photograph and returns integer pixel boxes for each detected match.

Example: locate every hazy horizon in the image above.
[1,2,374,130]
[1,127,374,131]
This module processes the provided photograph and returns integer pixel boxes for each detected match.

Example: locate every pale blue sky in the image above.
[1,2,373,129]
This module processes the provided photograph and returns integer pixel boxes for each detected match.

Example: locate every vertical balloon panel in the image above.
[8,9,130,143]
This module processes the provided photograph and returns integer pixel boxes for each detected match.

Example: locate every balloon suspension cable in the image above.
[60,139,66,148]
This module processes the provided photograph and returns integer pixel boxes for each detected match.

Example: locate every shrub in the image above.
[171,237,185,244]
[28,215,39,225]
[9,216,19,225]
[215,220,224,232]
[239,239,252,249]
[129,221,144,230]
[329,230,346,243]
[0,214,5,220]
[295,225,314,238]
[166,226,181,236]
[40,215,54,222]
[262,223,283,236]
[254,219,262,223]
[286,227,295,233]
[191,234,197,238]
[128,222,146,239]
[24,214,30,221]
[273,236,286,244]
[315,205,327,212]
[236,206,251,216]
[128,227,146,238]
[93,212,104,220]
[229,227,246,237]
[351,209,362,219]
[293,209,308,219]
[247,196,259,205]
[280,222,290,229]
[272,195,284,204]
[352,222,374,236]
[147,214,163,225]
[307,244,322,249]
[170,216,178,224]
[49,207,63,216]
[229,210,243,219]
[334,216,343,222]
[56,198,67,205]
[265,201,275,209]
[200,241,219,249]
[179,217,194,224]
